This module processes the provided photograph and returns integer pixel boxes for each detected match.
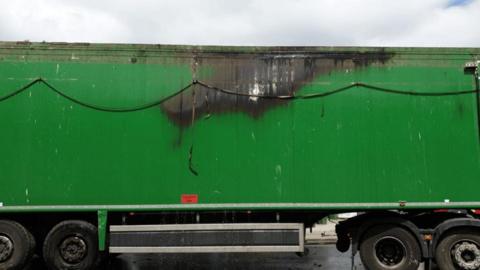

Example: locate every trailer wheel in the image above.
[359,225,421,270]
[435,229,480,270]
[43,220,100,270]
[0,220,36,270]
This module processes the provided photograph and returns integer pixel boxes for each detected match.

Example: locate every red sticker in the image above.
[181,194,198,204]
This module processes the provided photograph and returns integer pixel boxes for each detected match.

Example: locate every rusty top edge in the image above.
[0,41,479,55]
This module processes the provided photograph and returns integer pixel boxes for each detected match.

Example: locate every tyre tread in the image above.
[0,220,35,270]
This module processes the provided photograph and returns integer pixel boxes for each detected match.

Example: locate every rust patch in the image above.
[161,50,395,127]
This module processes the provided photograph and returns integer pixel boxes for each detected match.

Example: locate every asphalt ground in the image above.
[28,244,364,270]
[107,245,364,270]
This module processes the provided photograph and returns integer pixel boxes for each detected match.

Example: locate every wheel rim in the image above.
[374,236,407,268]
[450,240,480,270]
[0,235,14,263]
[59,236,88,264]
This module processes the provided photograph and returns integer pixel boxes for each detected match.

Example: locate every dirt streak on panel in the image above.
[161,50,395,127]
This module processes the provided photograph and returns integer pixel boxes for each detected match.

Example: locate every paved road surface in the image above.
[108,245,364,270]
[29,245,365,270]
[29,244,436,269]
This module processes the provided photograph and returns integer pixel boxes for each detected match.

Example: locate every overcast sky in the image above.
[0,0,479,47]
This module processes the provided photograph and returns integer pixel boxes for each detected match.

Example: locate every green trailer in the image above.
[0,42,479,270]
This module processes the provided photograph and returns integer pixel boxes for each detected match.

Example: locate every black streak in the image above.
[161,51,396,127]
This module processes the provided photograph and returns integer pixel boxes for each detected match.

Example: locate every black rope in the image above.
[195,80,295,99]
[196,80,478,99]
[0,78,41,102]
[0,78,194,112]
[0,78,477,113]
[351,82,477,97]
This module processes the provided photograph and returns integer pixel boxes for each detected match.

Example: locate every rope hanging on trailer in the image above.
[0,77,477,113]
[0,78,195,112]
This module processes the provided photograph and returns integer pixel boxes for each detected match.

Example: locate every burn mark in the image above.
[161,50,395,127]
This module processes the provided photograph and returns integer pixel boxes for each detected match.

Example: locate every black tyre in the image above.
[359,225,421,270]
[0,220,36,270]
[43,220,100,270]
[435,229,480,270]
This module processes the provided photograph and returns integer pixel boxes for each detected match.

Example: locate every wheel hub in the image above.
[0,235,14,262]
[59,236,87,264]
[452,241,480,270]
[374,237,406,267]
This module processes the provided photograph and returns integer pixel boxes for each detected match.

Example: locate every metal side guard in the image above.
[109,223,304,253]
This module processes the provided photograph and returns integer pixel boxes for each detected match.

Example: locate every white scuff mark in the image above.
[54,148,58,155]
[336,122,343,130]
[273,54,307,59]
[58,124,62,130]
[33,119,37,125]
[69,105,73,110]
[56,64,60,75]
[71,54,80,60]
[275,165,282,176]
[271,63,279,93]
[277,184,283,195]
[251,132,256,141]
[418,132,422,140]
[272,82,277,93]
[272,63,278,78]
[0,202,3,207]
[250,83,260,102]
[29,91,32,98]
[92,84,96,88]
[444,199,450,203]
[25,188,30,203]
[249,72,262,102]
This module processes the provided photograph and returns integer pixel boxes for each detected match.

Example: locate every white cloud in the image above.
[0,0,131,42]
[369,0,480,46]
[0,0,478,46]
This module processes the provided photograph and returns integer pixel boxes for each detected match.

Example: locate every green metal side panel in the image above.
[0,42,479,212]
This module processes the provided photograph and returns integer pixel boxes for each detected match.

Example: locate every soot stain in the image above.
[161,50,395,127]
